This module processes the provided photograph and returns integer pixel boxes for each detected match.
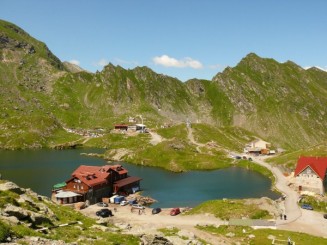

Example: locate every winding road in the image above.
[250,156,327,238]
[250,156,301,224]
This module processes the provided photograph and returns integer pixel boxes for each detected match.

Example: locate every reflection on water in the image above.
[0,149,279,207]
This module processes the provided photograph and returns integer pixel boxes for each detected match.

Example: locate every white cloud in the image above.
[153,55,203,69]
[95,58,109,67]
[68,59,80,66]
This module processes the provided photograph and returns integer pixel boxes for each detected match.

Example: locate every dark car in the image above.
[152,207,162,215]
[170,207,181,216]
[96,208,112,218]
[324,214,327,219]
[301,204,313,210]
[97,202,108,207]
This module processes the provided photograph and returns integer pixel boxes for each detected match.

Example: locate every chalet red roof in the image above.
[294,156,327,180]
[69,164,128,187]
[114,124,129,127]
[114,176,142,188]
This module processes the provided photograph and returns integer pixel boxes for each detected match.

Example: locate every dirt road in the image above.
[80,204,227,244]
[251,156,301,224]
[149,131,164,145]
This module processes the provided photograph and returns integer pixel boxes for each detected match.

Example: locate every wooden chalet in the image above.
[53,164,142,204]
[294,156,327,195]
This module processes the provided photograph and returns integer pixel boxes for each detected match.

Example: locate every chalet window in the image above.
[81,186,84,190]
[74,185,76,189]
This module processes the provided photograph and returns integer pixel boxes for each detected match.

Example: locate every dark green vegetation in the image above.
[0,220,11,242]
[267,143,327,169]
[197,225,327,245]
[186,199,272,220]
[157,227,180,237]
[237,160,274,180]
[1,19,327,167]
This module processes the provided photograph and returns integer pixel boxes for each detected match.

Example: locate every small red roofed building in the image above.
[53,164,142,204]
[114,124,128,131]
[294,156,327,195]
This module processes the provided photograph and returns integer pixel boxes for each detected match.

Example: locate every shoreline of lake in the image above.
[0,148,279,207]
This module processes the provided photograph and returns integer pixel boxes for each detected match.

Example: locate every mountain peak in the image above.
[63,61,87,73]
[0,19,63,70]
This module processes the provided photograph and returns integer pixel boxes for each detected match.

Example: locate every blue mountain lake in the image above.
[0,148,279,207]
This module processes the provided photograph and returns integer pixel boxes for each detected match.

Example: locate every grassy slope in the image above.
[0,19,73,149]
[191,124,256,152]
[89,124,235,172]
[213,54,327,150]
[186,199,272,220]
[0,115,74,149]
[127,139,231,172]
[134,124,233,172]
[85,132,151,150]
[266,142,327,169]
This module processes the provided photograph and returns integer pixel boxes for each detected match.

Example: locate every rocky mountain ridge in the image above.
[0,19,326,150]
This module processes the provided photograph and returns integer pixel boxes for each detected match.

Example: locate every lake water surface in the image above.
[0,148,279,207]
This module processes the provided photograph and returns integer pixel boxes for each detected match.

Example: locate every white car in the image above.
[120,200,128,206]
[132,204,145,209]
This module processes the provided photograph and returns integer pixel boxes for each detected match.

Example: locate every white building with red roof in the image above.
[294,156,327,195]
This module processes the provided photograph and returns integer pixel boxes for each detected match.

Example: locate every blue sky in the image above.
[1,0,326,81]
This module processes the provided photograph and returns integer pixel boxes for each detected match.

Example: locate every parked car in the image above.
[96,208,112,218]
[170,207,181,216]
[248,157,253,161]
[152,207,162,215]
[97,202,108,207]
[132,204,145,209]
[301,204,313,210]
[323,214,327,219]
[120,200,128,206]
[235,156,242,160]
